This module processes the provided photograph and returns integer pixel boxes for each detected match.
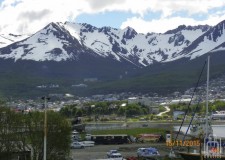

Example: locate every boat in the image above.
[178,56,225,160]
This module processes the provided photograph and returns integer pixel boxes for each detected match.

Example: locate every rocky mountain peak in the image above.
[0,19,225,66]
[122,26,137,39]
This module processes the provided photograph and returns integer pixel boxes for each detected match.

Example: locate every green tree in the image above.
[95,102,109,115]
[117,106,126,116]
[0,106,30,160]
[0,107,15,159]
[25,111,71,160]
[125,104,144,117]
[75,108,83,117]
[59,105,77,118]
[210,100,225,111]
[0,106,71,160]
[24,112,44,160]
[149,114,154,120]
[46,111,71,160]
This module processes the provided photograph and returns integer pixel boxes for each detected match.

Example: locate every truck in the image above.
[136,134,164,142]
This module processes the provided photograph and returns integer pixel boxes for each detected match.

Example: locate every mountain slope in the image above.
[174,20,225,60]
[0,33,29,48]
[0,22,95,61]
[63,22,211,66]
[0,21,214,66]
[0,20,225,98]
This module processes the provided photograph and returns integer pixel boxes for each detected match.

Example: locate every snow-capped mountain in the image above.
[172,20,225,60]
[0,19,225,67]
[0,23,98,61]
[0,33,29,48]
[62,22,211,66]
[1,20,225,98]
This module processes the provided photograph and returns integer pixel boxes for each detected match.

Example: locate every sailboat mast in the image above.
[206,55,210,137]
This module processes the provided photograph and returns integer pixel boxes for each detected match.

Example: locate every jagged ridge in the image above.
[0,20,225,67]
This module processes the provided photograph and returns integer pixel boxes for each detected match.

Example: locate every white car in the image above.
[107,150,118,157]
[70,142,85,149]
[108,153,123,160]
[80,141,95,147]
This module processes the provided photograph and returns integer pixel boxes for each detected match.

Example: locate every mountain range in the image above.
[0,19,225,98]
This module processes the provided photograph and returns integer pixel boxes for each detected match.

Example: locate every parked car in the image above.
[70,142,85,149]
[106,150,124,160]
[108,153,123,160]
[107,150,119,158]
[137,147,160,158]
[80,141,95,147]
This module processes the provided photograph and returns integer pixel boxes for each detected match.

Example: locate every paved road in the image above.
[70,143,169,160]
[157,106,170,116]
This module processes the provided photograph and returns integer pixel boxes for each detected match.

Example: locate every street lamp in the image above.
[42,96,50,160]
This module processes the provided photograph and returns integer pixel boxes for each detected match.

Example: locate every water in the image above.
[85,123,126,131]
[174,125,225,137]
[85,122,225,138]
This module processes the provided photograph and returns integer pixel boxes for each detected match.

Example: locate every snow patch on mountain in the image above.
[190,28,225,59]
[63,22,82,44]
[181,29,205,42]
[1,20,225,66]
[0,22,83,61]
[64,23,122,61]
[0,33,29,48]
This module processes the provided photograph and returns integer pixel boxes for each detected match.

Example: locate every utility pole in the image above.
[42,96,50,160]
[205,55,210,138]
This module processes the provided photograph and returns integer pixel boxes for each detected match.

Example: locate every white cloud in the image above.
[0,0,225,34]
[121,14,225,34]
[0,0,90,34]
[88,0,124,10]
[120,17,195,34]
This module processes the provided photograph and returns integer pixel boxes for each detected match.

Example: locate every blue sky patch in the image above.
[75,11,139,28]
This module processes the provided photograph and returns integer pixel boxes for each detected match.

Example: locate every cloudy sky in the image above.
[1,0,225,34]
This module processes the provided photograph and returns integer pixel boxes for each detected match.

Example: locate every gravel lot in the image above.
[70,143,169,160]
